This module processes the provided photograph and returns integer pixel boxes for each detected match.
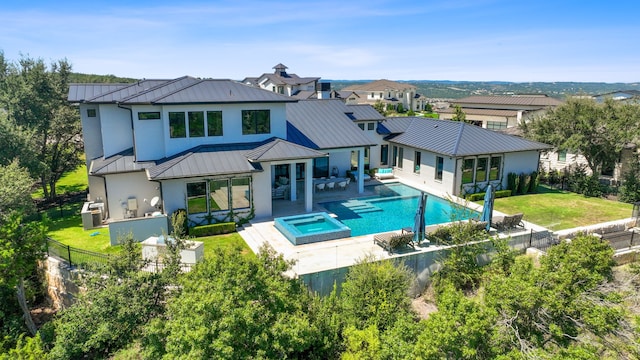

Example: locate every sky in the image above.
[1,0,639,82]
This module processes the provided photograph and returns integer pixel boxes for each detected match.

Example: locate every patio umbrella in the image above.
[413,192,428,244]
[481,184,495,231]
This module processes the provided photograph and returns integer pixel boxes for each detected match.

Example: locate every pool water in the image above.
[274,212,351,245]
[320,183,476,236]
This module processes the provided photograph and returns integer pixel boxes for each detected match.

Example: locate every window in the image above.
[209,179,229,211]
[489,156,501,181]
[476,157,488,182]
[379,93,383,98]
[367,122,375,130]
[207,111,223,136]
[380,145,389,166]
[462,158,475,184]
[242,110,270,135]
[231,177,251,209]
[137,112,160,120]
[370,92,374,98]
[436,156,444,181]
[398,147,404,169]
[392,146,398,166]
[188,111,205,137]
[557,150,567,162]
[169,112,186,138]
[486,121,507,130]
[186,182,207,214]
[350,148,370,170]
[414,151,421,174]
[87,109,97,117]
[358,123,365,130]
[313,157,329,178]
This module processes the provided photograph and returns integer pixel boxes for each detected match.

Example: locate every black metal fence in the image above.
[528,229,559,252]
[46,237,111,269]
[599,229,639,251]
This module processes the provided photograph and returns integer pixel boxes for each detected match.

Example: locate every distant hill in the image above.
[69,73,640,100]
[329,80,640,100]
[69,73,137,83]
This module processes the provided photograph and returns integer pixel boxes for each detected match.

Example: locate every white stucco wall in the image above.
[79,104,104,165]
[104,172,160,220]
[253,167,272,219]
[132,103,288,161]
[392,147,457,195]
[99,105,134,158]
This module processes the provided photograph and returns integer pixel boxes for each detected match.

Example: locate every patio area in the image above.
[242,177,542,276]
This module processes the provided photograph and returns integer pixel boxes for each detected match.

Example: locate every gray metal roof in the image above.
[147,138,324,180]
[286,100,377,150]
[385,117,552,157]
[438,108,521,117]
[89,148,155,175]
[147,143,263,180]
[68,83,129,102]
[69,77,297,105]
[245,138,327,162]
[346,104,385,121]
[453,95,563,107]
[342,79,417,92]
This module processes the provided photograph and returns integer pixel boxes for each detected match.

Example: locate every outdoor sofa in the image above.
[374,168,394,180]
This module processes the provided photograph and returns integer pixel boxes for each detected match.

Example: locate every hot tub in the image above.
[274,212,351,245]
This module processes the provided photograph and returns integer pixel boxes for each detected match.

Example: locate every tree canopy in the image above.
[0,53,83,199]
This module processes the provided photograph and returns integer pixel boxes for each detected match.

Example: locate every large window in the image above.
[414,151,421,174]
[207,111,223,136]
[476,157,488,182]
[313,157,329,178]
[398,147,404,169]
[186,178,251,215]
[242,110,270,135]
[486,121,507,130]
[557,150,567,162]
[489,156,501,181]
[138,112,160,120]
[462,158,475,184]
[231,178,251,209]
[169,112,186,138]
[380,145,389,166]
[435,156,444,181]
[186,182,207,214]
[188,111,205,138]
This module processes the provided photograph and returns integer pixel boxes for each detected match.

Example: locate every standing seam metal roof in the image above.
[384,117,552,157]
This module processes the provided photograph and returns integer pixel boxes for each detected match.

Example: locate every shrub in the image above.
[529,171,539,193]
[172,209,188,235]
[495,189,511,198]
[466,193,485,201]
[507,172,519,193]
[619,158,640,203]
[517,173,528,195]
[466,189,512,202]
[189,222,236,237]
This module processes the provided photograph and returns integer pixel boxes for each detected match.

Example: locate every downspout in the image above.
[453,158,459,196]
[117,103,136,161]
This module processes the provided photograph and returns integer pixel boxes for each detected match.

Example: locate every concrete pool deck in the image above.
[239,178,546,276]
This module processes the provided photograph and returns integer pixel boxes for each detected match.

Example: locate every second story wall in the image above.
[100,105,134,158]
[80,104,104,164]
[133,102,288,161]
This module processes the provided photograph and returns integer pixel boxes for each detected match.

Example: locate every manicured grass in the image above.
[193,232,254,258]
[32,163,88,199]
[487,185,633,230]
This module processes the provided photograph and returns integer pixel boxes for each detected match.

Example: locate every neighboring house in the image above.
[438,94,563,130]
[592,90,640,103]
[376,117,552,196]
[330,90,360,105]
[341,79,428,112]
[68,77,375,230]
[241,63,330,100]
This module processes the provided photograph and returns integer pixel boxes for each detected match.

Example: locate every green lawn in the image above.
[32,163,88,198]
[487,185,634,231]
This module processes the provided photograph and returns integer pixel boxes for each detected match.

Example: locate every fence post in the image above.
[529,229,533,248]
[67,245,73,268]
[631,230,635,248]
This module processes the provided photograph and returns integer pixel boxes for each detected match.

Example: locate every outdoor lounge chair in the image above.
[373,231,415,254]
[272,185,290,200]
[492,213,525,231]
[374,168,394,180]
[337,181,347,190]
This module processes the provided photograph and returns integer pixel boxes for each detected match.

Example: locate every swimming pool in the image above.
[320,182,476,236]
[274,212,351,245]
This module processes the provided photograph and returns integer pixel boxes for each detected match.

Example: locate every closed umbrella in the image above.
[481,184,495,231]
[413,192,428,244]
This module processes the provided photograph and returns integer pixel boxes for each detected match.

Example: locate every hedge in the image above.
[466,189,512,201]
[190,222,236,237]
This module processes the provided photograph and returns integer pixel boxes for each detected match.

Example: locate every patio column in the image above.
[358,148,364,193]
[289,163,297,201]
[305,159,313,212]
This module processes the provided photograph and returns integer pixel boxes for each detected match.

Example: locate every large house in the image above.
[438,94,563,130]
[69,75,550,244]
[241,63,329,100]
[341,79,429,112]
